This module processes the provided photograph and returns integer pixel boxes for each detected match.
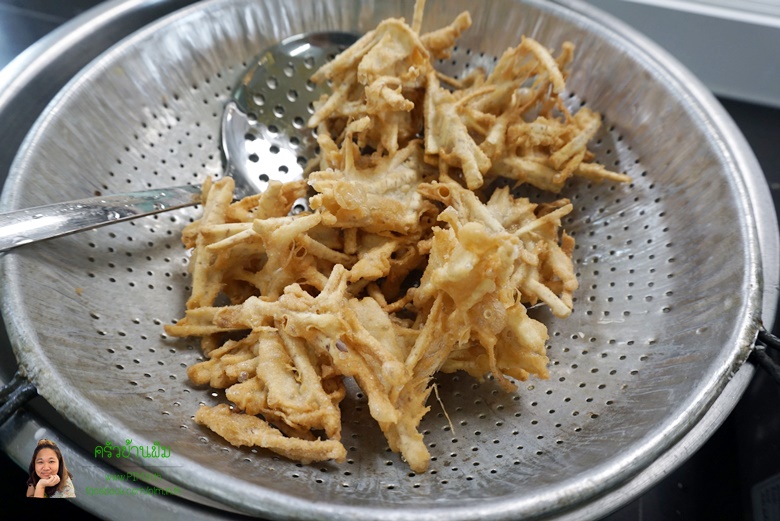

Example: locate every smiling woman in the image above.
[1,0,780,520]
[25,439,76,498]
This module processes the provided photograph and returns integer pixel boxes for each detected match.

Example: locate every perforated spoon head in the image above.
[0,32,359,253]
[221,31,360,210]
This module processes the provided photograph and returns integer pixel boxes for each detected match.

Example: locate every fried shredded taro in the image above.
[165,0,631,473]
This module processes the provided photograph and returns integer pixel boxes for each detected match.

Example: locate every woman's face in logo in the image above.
[35,448,59,480]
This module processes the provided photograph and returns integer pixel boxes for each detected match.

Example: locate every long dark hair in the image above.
[26,439,72,497]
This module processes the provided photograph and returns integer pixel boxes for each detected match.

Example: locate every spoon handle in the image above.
[0,185,202,252]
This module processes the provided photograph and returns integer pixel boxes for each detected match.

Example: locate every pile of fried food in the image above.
[165,0,630,473]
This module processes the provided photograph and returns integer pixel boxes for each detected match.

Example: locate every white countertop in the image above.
[586,0,780,108]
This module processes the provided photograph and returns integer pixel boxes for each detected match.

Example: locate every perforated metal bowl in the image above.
[0,0,772,519]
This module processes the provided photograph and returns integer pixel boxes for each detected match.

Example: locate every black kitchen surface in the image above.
[1,1,779,520]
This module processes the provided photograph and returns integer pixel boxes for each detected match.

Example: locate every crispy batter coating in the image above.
[165,0,631,472]
[195,404,346,464]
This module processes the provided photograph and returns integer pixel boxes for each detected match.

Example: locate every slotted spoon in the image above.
[0,31,358,253]
[0,0,774,519]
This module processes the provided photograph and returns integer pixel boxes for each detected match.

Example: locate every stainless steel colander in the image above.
[0,0,775,519]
